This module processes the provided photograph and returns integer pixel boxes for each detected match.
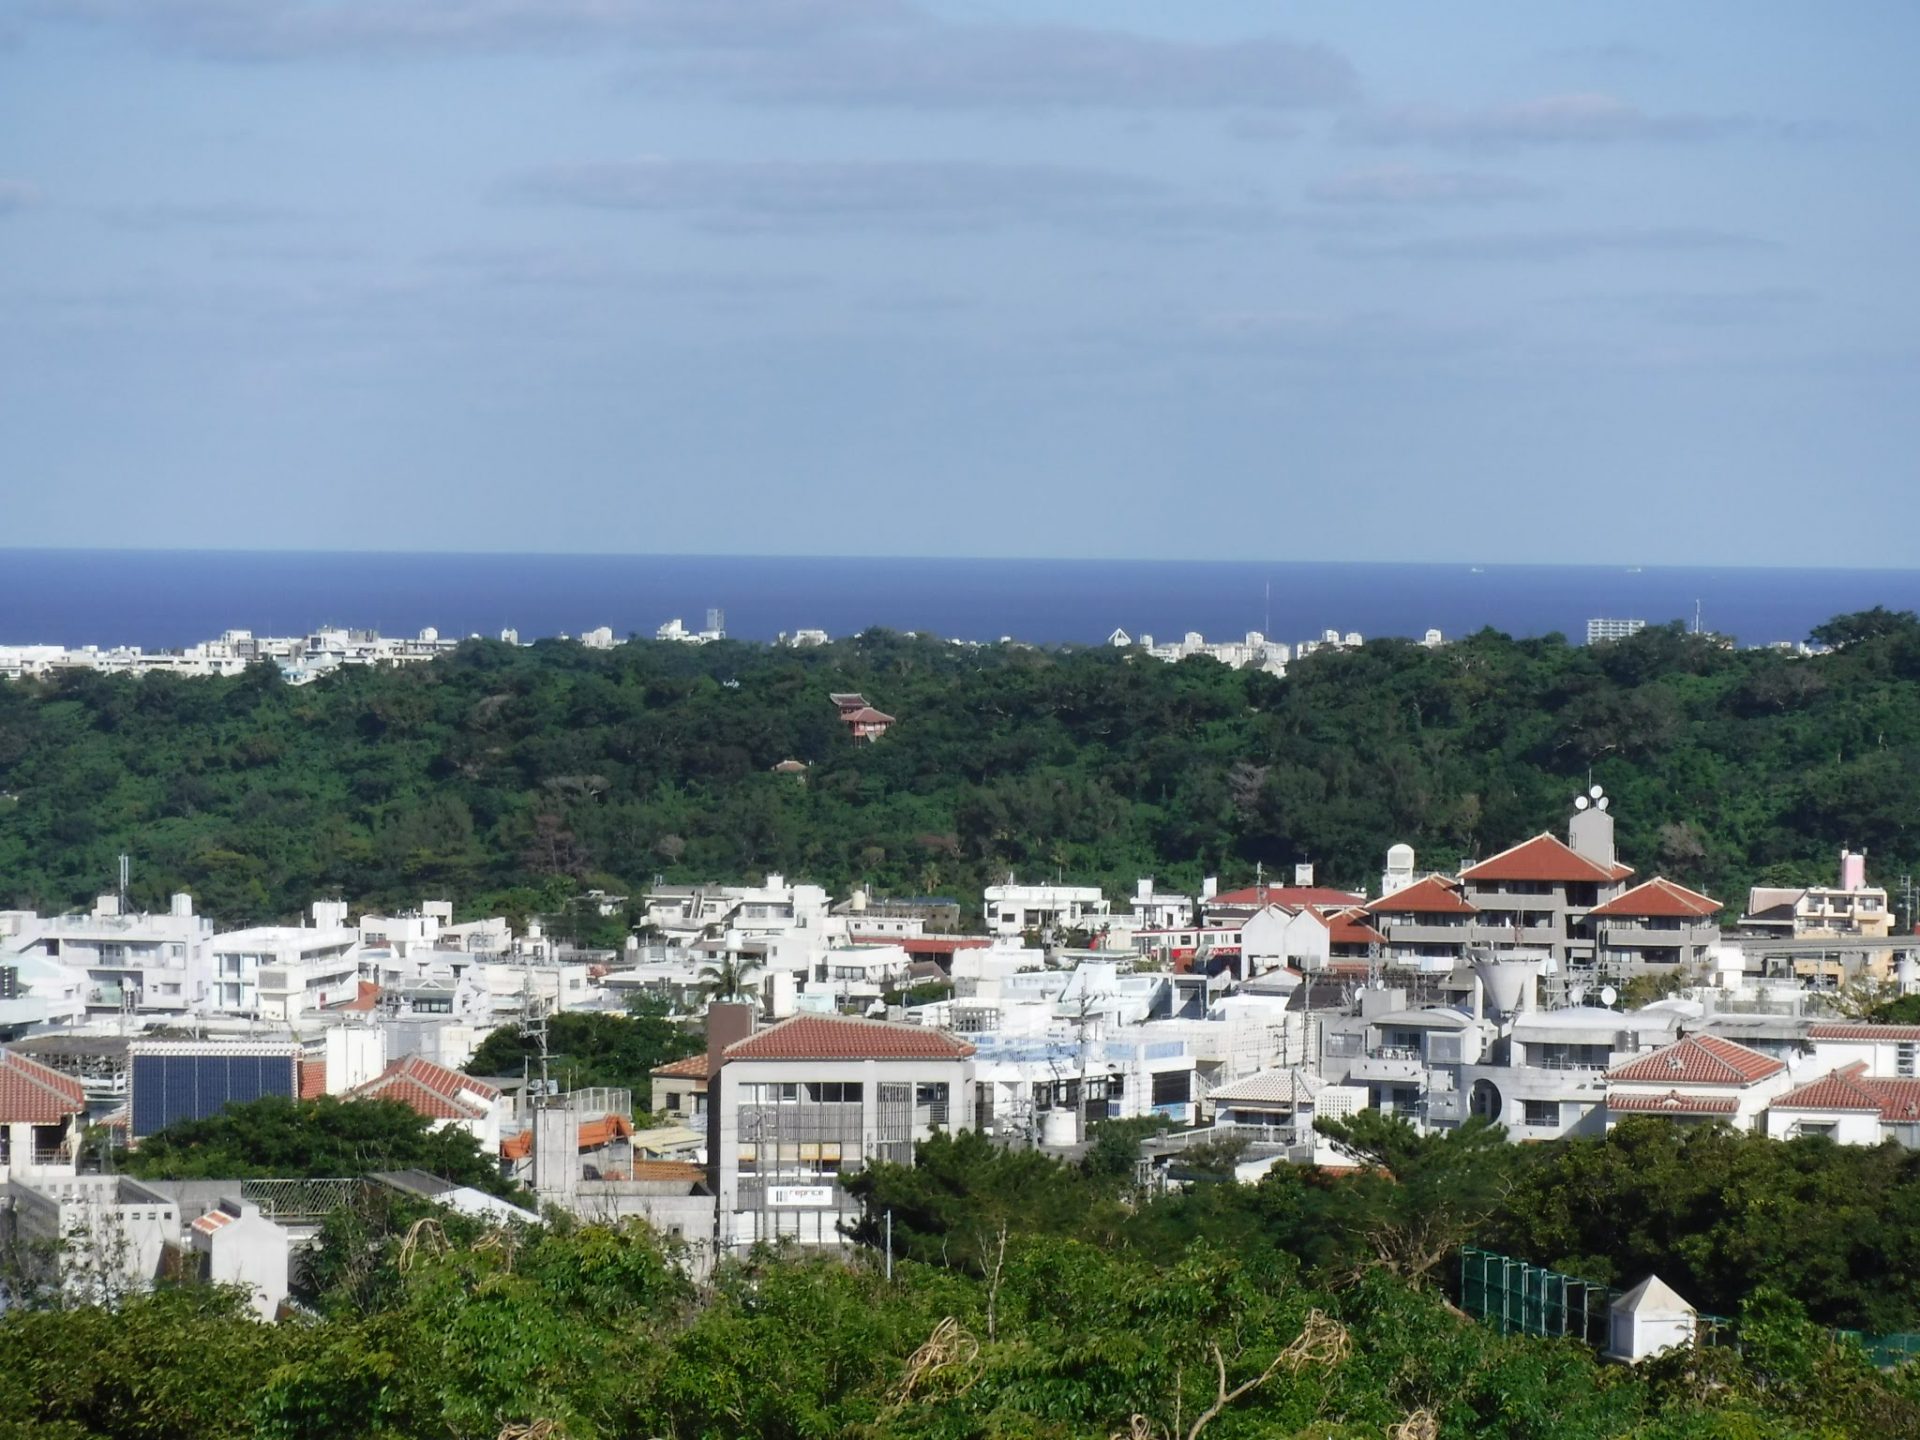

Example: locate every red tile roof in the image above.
[1867,1080,1920,1123]
[1608,1090,1740,1116]
[1809,1023,1920,1043]
[350,1055,498,1121]
[1325,907,1387,947]
[1774,1062,1920,1122]
[578,1114,635,1149]
[190,1208,235,1237]
[840,707,895,725]
[1588,877,1722,920]
[1462,834,1629,885]
[1210,885,1364,910]
[298,1058,328,1100]
[0,1049,88,1124]
[724,1014,974,1062]
[852,935,992,956]
[1607,1034,1784,1086]
[359,1075,480,1121]
[623,1159,706,1183]
[1772,1063,1884,1112]
[1367,876,1477,916]
[335,980,382,1013]
[500,1114,651,1162]
[651,1054,713,1080]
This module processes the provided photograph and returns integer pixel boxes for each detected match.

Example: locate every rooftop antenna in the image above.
[520,990,552,1097]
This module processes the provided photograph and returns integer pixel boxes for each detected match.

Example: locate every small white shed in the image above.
[1606,1274,1696,1363]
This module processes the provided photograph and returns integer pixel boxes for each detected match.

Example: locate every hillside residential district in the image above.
[0,764,1914,1350]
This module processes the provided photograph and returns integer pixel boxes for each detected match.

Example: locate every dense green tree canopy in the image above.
[3,616,1920,926]
[121,1095,511,1196]
[463,1000,700,1096]
[6,1134,1920,1440]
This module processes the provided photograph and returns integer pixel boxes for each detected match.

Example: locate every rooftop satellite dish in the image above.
[1570,984,1587,1005]
[1786,1052,1803,1073]
[1575,796,1590,810]
[1599,984,1619,1008]
[1597,796,1610,811]
[1589,784,1605,800]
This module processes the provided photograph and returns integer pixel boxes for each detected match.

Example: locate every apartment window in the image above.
[1522,1100,1560,1128]
[1898,1044,1917,1079]
[1151,1070,1191,1107]
[806,1082,862,1103]
[1793,1121,1837,1140]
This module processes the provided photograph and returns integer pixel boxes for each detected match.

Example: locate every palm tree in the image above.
[697,952,765,1007]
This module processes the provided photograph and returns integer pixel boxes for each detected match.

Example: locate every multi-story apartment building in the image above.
[1455,804,1633,974]
[982,880,1110,938]
[1742,850,1892,940]
[2,894,214,1017]
[209,925,361,1017]
[1588,879,1722,972]
[705,1008,976,1251]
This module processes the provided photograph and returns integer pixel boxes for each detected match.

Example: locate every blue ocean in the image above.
[3,551,1919,651]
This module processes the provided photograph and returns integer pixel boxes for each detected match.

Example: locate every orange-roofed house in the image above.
[831,692,895,742]
[1765,1062,1920,1146]
[1605,1034,1793,1131]
[0,1047,88,1181]
[1587,878,1722,972]
[712,1010,975,1253]
[348,1055,504,1150]
[1366,875,1481,972]
[650,1052,712,1123]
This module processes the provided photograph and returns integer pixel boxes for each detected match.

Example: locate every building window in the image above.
[1899,1044,1917,1079]
[1522,1100,1560,1128]
[806,1082,862,1103]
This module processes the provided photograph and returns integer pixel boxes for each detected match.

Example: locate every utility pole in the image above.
[884,1209,893,1282]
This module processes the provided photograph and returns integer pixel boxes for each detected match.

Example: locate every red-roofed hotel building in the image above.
[1367,792,1721,982]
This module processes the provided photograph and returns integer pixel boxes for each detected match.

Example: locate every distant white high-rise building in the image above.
[1587,618,1647,645]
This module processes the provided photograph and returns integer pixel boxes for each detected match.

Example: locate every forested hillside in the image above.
[2,611,1918,927]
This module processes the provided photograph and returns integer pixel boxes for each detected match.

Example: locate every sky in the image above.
[1,2,1917,564]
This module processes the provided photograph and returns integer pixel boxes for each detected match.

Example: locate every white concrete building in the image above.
[188,1199,292,1320]
[983,880,1110,938]
[1603,1033,1792,1131]
[1128,878,1196,931]
[709,1011,976,1251]
[210,925,360,1017]
[3,893,214,1018]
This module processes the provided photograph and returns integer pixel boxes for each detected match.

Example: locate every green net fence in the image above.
[1459,1247,1920,1368]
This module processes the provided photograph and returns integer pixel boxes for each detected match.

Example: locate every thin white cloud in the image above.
[48,0,898,61]
[97,200,299,230]
[1308,166,1545,207]
[1345,92,1740,149]
[48,1,1358,112]
[685,24,1358,111]
[506,157,1274,235]
[1334,227,1766,262]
